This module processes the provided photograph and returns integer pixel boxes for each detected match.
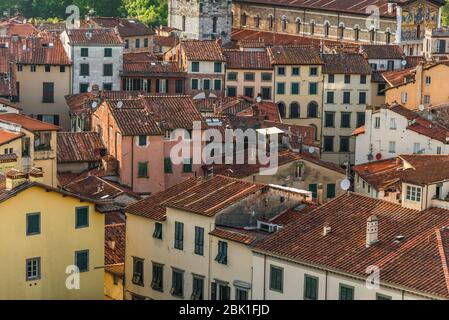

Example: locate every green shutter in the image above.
[326,184,336,198]
[75,207,89,228]
[138,162,148,178]
[27,213,40,235]
[304,275,318,300]
[339,284,354,300]
[309,184,318,198]
[164,157,173,173]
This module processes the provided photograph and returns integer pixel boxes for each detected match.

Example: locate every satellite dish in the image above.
[91,101,98,109]
[418,104,425,111]
[209,93,218,98]
[87,87,92,93]
[256,96,262,103]
[340,179,351,191]
[308,147,315,154]
[117,101,123,108]
[401,60,407,66]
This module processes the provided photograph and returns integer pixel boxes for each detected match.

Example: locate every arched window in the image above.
[307,101,318,118]
[353,25,360,41]
[370,28,376,43]
[254,15,260,28]
[385,29,391,44]
[338,23,345,39]
[324,22,330,38]
[241,12,247,27]
[290,102,300,118]
[295,18,301,34]
[277,102,286,118]
[281,16,287,32]
[212,17,218,34]
[310,21,315,35]
[268,15,274,30]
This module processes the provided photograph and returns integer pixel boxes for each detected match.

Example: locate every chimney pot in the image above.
[323,222,331,236]
[366,215,379,247]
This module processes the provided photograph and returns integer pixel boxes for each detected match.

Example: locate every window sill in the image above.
[132,281,145,287]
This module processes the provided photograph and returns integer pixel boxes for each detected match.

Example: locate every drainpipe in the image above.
[263,254,267,299]
[131,136,134,191]
[325,270,328,300]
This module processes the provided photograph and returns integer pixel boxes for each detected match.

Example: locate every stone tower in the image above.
[168,0,232,43]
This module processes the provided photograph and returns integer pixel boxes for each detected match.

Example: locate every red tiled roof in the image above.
[0,34,71,65]
[122,60,185,77]
[352,125,365,136]
[264,120,316,147]
[126,177,199,220]
[0,129,23,146]
[0,22,37,36]
[267,45,322,65]
[382,68,415,87]
[181,40,225,61]
[322,53,371,75]
[154,35,178,48]
[223,49,272,70]
[0,113,60,131]
[234,0,397,18]
[123,52,159,62]
[405,56,426,69]
[0,46,17,97]
[105,223,125,268]
[64,175,131,201]
[65,28,123,45]
[210,227,258,245]
[360,44,404,59]
[0,153,17,163]
[57,132,105,163]
[253,192,449,298]
[89,17,154,37]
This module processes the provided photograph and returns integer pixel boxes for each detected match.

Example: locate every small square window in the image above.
[138,135,147,146]
[191,62,200,73]
[153,222,163,239]
[31,65,36,72]
[292,67,300,76]
[309,67,318,76]
[269,265,283,292]
[103,64,113,77]
[60,66,66,73]
[277,67,285,76]
[75,207,89,228]
[344,74,351,84]
[45,65,51,72]
[104,48,112,57]
[138,162,148,178]
[328,74,334,83]
[26,257,41,281]
[80,48,89,57]
[214,62,222,73]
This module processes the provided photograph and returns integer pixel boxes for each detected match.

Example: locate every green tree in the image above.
[122,0,167,27]
[442,0,449,26]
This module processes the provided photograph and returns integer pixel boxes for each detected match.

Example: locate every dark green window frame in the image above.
[164,157,173,173]
[194,226,204,256]
[291,82,300,94]
[138,135,147,146]
[80,63,89,76]
[261,73,272,81]
[104,48,112,57]
[75,206,89,228]
[214,62,222,73]
[211,281,230,300]
[153,222,163,239]
[183,158,193,173]
[132,257,144,286]
[171,269,184,297]
[215,241,227,264]
[192,275,204,300]
[277,82,285,95]
[80,48,88,57]
[174,221,184,250]
[327,184,336,198]
[26,212,41,236]
[191,61,200,72]
[376,293,392,300]
[137,162,148,178]
[75,250,89,272]
[339,284,354,300]
[269,265,283,292]
[151,263,163,292]
[103,64,113,76]
[304,274,318,300]
[309,183,318,198]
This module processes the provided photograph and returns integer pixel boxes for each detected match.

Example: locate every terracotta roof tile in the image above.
[0,129,23,145]
[0,153,17,163]
[253,192,449,298]
[0,113,60,131]
[57,132,106,163]
[89,17,154,37]
[154,35,178,48]
[360,44,404,59]
[382,68,415,87]
[122,60,185,77]
[181,40,225,61]
[105,223,125,267]
[322,53,371,74]
[65,28,123,45]
[64,175,133,201]
[223,49,272,70]
[267,45,323,65]
[210,227,258,245]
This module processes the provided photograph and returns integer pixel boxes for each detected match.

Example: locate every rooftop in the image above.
[180,40,225,62]
[223,49,272,70]
[267,45,323,65]
[360,44,404,60]
[0,113,60,131]
[65,28,123,46]
[57,132,106,163]
[105,223,125,275]
[253,192,449,299]
[322,53,371,75]
[89,17,154,37]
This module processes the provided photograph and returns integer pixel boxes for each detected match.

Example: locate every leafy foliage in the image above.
[0,0,167,27]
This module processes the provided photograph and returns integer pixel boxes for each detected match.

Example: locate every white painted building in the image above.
[60,28,124,94]
[354,104,449,164]
[251,192,449,300]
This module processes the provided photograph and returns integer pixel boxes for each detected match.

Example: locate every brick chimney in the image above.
[5,169,27,190]
[28,167,44,183]
[366,215,379,247]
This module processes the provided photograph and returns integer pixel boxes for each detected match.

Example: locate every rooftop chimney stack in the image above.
[366,215,379,247]
[5,169,27,190]
[317,183,324,205]
[323,222,331,236]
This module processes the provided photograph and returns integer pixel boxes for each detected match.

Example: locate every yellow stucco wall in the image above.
[16,65,72,130]
[104,271,124,300]
[0,186,104,300]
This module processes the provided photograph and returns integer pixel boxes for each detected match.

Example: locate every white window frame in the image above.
[26,257,41,281]
[406,185,422,202]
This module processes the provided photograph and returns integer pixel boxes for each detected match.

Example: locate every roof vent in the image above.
[393,235,405,243]
[323,222,331,236]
